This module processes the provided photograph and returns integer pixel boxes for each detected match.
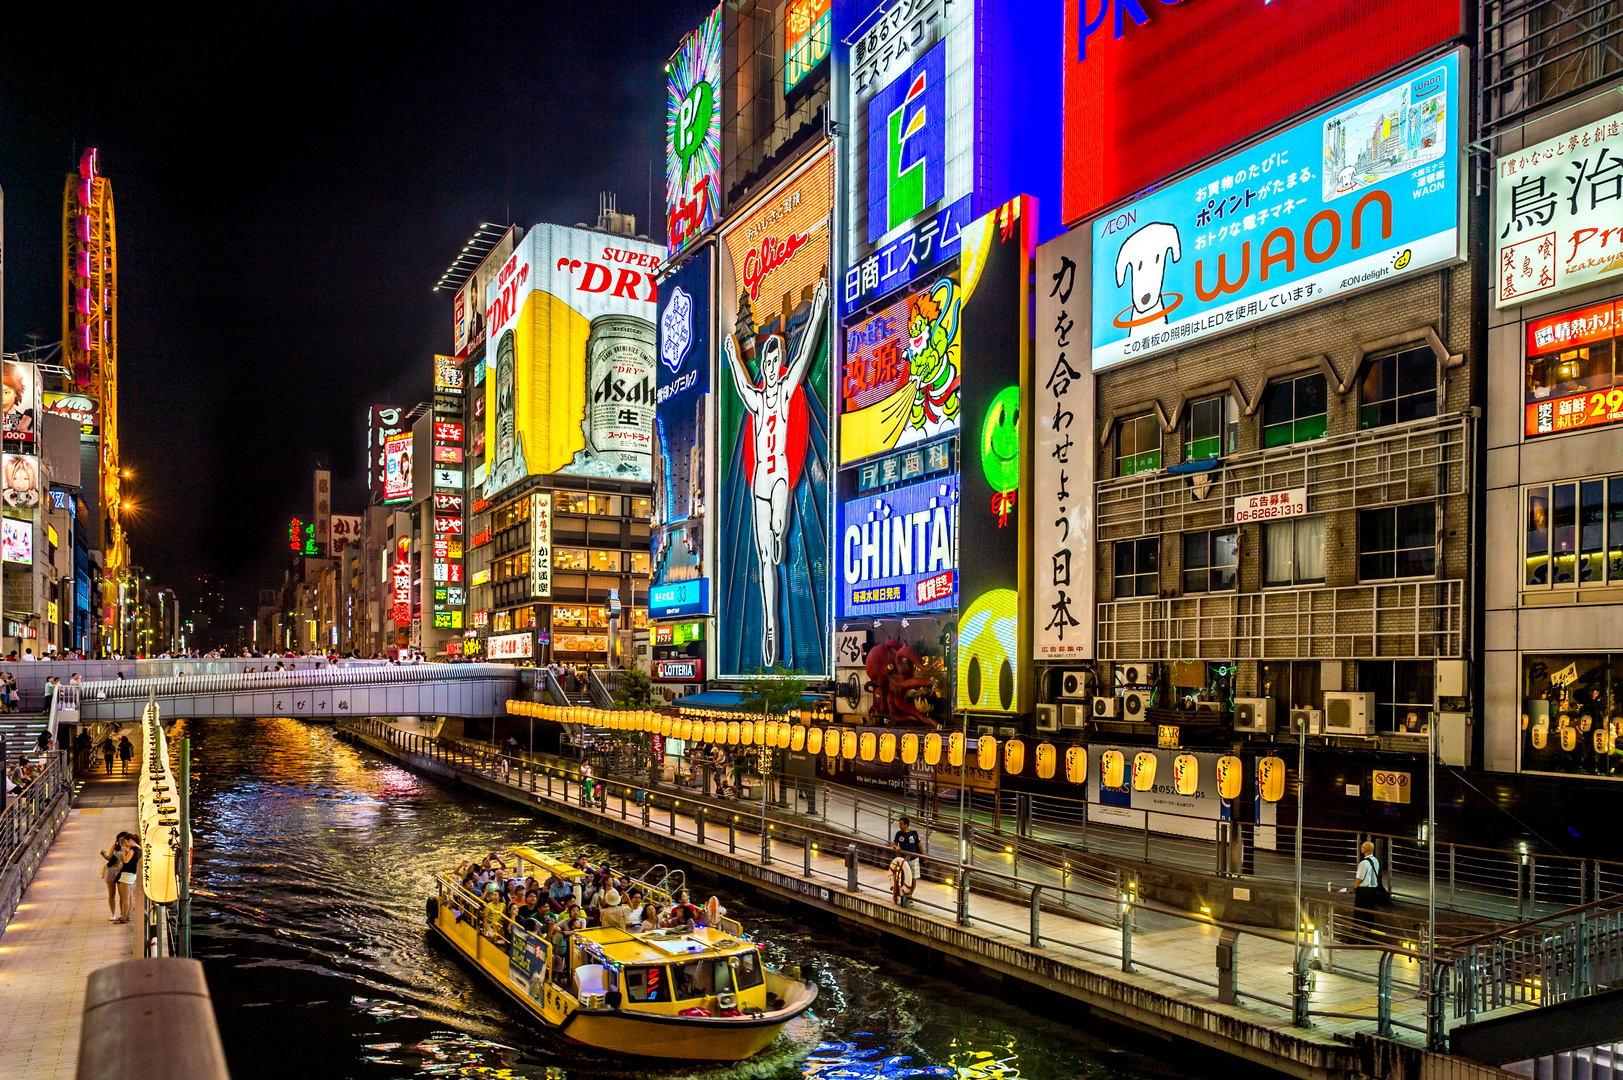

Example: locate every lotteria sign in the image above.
[1091,52,1464,371]
[838,474,958,618]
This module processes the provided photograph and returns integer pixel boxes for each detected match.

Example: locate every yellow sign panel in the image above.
[1157,724,1180,748]
[1372,770,1411,804]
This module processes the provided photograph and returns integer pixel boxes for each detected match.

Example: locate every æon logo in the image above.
[1077,0,1189,60]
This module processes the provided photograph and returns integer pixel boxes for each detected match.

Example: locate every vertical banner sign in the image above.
[391,537,412,626]
[955,197,1033,714]
[530,492,552,599]
[313,469,331,556]
[666,7,724,259]
[654,246,712,616]
[717,149,835,677]
[368,406,404,501]
[845,0,981,313]
[784,0,832,95]
[1035,227,1095,661]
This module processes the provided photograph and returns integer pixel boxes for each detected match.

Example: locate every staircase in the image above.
[0,713,51,757]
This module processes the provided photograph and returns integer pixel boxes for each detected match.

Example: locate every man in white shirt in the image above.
[1353,841,1382,938]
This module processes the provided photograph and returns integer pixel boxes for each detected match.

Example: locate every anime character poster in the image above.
[716,149,835,677]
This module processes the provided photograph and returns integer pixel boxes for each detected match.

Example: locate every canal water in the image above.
[175,718,1202,1080]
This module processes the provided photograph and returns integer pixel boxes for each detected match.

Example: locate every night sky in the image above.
[0,1,712,613]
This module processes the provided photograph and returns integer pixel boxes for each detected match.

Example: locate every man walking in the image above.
[1352,840,1383,939]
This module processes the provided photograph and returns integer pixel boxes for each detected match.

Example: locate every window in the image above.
[1261,373,1327,447]
[625,965,669,1003]
[1358,660,1434,734]
[1260,660,1324,715]
[554,548,589,571]
[555,492,621,515]
[1521,654,1623,778]
[628,551,651,576]
[1181,530,1237,593]
[1358,503,1436,580]
[1183,396,1238,462]
[493,498,530,531]
[1524,475,1623,587]
[1263,517,1325,587]
[1359,347,1436,429]
[630,497,652,520]
[1115,413,1161,476]
[1113,538,1160,598]
[587,550,623,573]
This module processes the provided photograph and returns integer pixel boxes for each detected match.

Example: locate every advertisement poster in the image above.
[654,246,712,617]
[666,6,723,258]
[1090,52,1464,372]
[1087,749,1237,841]
[717,150,834,677]
[368,405,405,500]
[41,392,97,435]
[383,434,413,503]
[1494,109,1623,307]
[838,473,957,618]
[1524,300,1623,437]
[845,0,980,312]
[784,0,831,95]
[483,225,662,496]
[2,453,41,508]
[488,632,534,660]
[434,354,464,395]
[1034,227,1094,661]
[1062,0,1463,225]
[1,519,31,564]
[955,197,1032,714]
[840,275,961,465]
[2,361,37,445]
[453,227,518,358]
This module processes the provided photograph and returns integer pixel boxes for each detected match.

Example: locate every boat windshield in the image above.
[671,951,763,999]
[625,964,670,1003]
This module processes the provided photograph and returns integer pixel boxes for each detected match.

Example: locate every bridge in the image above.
[43,663,520,723]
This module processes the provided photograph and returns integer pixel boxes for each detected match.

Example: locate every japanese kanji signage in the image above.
[844,0,981,313]
[1494,108,1623,307]
[1234,488,1307,523]
[1090,51,1464,371]
[1524,300,1623,438]
[1034,226,1094,661]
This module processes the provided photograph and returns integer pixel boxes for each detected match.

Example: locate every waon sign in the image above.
[1062,0,1464,226]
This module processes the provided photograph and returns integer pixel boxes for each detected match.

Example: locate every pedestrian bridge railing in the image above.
[1447,892,1623,1024]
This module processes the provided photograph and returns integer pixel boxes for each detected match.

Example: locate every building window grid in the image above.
[1524,474,1623,587]
[1115,413,1161,477]
[1183,395,1238,463]
[1181,529,1237,594]
[1113,538,1160,599]
[1358,502,1438,582]
[1263,517,1326,588]
[1262,373,1328,448]
[1359,346,1437,430]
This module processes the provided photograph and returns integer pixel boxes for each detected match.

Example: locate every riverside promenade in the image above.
[0,773,138,1079]
[337,717,1517,1080]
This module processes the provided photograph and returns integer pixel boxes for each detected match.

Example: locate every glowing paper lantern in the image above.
[1531,722,1548,750]
[1035,742,1056,780]
[900,732,919,765]
[977,735,996,772]
[879,732,896,763]
[805,727,824,756]
[841,728,858,759]
[826,728,842,758]
[1101,749,1125,789]
[754,720,767,745]
[948,731,964,767]
[1561,726,1578,752]
[860,731,877,761]
[1173,754,1198,796]
[776,722,792,750]
[679,719,694,741]
[1595,727,1614,754]
[740,720,754,746]
[766,720,780,746]
[726,720,741,745]
[699,720,713,742]
[1065,745,1086,784]
[1258,756,1286,802]
[1217,755,1243,800]
[790,725,806,752]
[1004,739,1025,776]
[923,733,942,766]
[1131,752,1157,791]
[660,716,674,738]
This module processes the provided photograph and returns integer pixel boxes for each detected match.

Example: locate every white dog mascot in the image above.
[1113,221,1183,342]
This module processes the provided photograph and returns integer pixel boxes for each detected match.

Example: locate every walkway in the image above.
[0,773,138,1080]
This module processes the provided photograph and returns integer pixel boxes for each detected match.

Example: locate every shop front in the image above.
[1521,653,1623,777]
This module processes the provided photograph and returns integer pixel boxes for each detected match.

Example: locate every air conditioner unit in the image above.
[975,723,996,737]
[1323,691,1374,736]
[835,670,872,716]
[1232,697,1275,734]
[1289,708,1323,735]
[1060,703,1088,729]
[1093,696,1120,718]
[1121,688,1153,719]
[1035,704,1060,733]
[1117,662,1158,687]
[998,726,1017,738]
[1194,700,1223,715]
[1059,670,1091,699]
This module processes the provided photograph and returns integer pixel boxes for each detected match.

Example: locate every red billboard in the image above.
[1062,0,1463,226]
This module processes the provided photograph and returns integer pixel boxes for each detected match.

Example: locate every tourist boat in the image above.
[426,848,818,1061]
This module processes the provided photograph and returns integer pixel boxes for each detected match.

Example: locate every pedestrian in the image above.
[117,734,134,774]
[101,735,116,773]
[892,815,924,905]
[1352,840,1383,938]
[113,833,141,923]
[98,832,127,920]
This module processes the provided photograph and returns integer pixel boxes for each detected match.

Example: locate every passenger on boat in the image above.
[515,891,543,932]
[545,872,574,912]
[549,920,571,985]
[482,884,508,942]
[598,888,628,930]
[627,899,660,932]
[662,890,702,930]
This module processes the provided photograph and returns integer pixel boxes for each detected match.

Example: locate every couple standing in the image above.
[99,832,142,923]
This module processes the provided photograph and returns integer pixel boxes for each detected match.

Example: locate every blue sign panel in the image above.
[650,579,709,618]
[837,474,958,618]
[1090,52,1463,372]
[653,247,712,621]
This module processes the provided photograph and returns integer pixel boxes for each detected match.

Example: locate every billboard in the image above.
[666,7,724,259]
[837,474,958,618]
[434,354,464,395]
[1034,226,1094,661]
[2,361,37,445]
[845,0,980,312]
[330,514,361,554]
[1525,300,1623,437]
[785,0,831,95]
[839,275,961,465]
[391,538,411,625]
[368,405,405,501]
[654,246,712,618]
[2,519,31,565]
[313,469,331,556]
[1062,0,1465,226]
[488,632,534,660]
[2,453,41,508]
[1494,109,1623,308]
[453,227,518,358]
[41,392,97,436]
[956,197,1032,714]
[530,492,552,599]
[1090,52,1464,372]
[482,225,662,496]
[717,149,835,677]
[383,433,413,503]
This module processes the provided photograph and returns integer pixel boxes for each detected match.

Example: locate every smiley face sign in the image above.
[979,384,1021,527]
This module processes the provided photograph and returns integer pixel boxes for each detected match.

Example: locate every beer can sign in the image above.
[1173,753,1198,796]
[1216,755,1243,800]
[586,314,657,466]
[1131,751,1158,791]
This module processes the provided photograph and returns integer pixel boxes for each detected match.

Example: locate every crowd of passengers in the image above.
[453,851,707,946]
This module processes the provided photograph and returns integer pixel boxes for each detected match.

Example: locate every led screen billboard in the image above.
[845,0,980,313]
[838,473,957,618]
[839,275,961,465]
[654,245,712,618]
[955,197,1032,714]
[482,225,662,496]
[383,434,413,503]
[666,7,723,259]
[2,361,37,445]
[1090,52,1464,372]
[785,0,832,95]
[717,149,835,677]
[2,519,31,565]
[1063,0,1463,227]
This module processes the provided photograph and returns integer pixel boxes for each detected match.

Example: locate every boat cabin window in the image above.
[671,953,763,999]
[672,960,717,999]
[625,964,669,1003]
[730,951,764,991]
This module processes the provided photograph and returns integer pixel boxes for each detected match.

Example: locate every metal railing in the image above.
[0,748,72,933]
[1448,892,1623,1023]
[587,668,620,709]
[541,668,570,706]
[74,661,518,701]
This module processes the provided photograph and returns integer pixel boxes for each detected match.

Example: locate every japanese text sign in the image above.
[1233,488,1307,523]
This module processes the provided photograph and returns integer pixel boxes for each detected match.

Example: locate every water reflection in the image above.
[176,719,1194,1080]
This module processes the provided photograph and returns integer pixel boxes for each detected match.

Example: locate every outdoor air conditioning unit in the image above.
[1289,708,1323,735]
[1035,704,1060,733]
[1323,691,1375,735]
[1093,695,1121,718]
[975,723,996,737]
[1060,703,1088,729]
[998,726,1018,738]
[1232,697,1275,734]
[1121,688,1153,719]
[1117,662,1158,687]
[1059,670,1091,699]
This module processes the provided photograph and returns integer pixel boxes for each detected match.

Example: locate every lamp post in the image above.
[1292,708,1309,1026]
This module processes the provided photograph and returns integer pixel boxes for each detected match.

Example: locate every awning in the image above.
[675,690,828,713]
